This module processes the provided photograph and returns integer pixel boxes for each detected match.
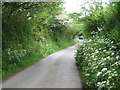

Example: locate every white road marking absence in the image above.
[42,59,46,61]
[57,52,65,56]
[49,54,55,56]
[3,45,82,88]
[49,50,66,57]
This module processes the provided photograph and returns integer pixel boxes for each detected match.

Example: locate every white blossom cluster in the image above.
[6,44,27,64]
[77,35,119,88]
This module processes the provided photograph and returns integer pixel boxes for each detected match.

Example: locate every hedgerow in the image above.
[75,2,120,89]
[2,2,76,79]
[76,35,120,88]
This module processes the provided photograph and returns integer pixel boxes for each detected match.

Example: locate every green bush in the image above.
[2,2,77,79]
[75,2,120,89]
[76,35,120,88]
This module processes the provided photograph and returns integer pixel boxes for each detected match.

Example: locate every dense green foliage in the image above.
[2,2,76,79]
[75,2,120,89]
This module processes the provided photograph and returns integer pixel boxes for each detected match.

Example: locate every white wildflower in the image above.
[102,81,106,83]
[101,68,107,72]
[101,63,105,66]
[103,58,107,61]
[97,72,102,76]
[95,49,99,53]
[106,56,110,59]
[111,41,113,43]
[103,50,106,52]
[86,74,90,76]
[116,56,119,60]
[107,70,111,74]
[111,53,114,55]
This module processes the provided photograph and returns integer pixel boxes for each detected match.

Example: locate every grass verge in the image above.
[2,41,76,80]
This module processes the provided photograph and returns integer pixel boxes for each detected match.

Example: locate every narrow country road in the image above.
[2,45,82,88]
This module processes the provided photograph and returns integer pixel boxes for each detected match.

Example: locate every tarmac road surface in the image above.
[2,45,82,88]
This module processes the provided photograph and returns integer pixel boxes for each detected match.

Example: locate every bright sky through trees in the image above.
[63,0,110,14]
[63,0,81,13]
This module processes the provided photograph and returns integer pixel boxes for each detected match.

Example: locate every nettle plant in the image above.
[76,35,120,88]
